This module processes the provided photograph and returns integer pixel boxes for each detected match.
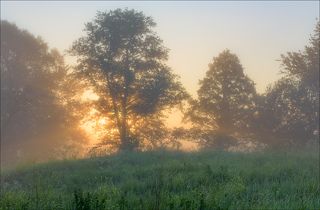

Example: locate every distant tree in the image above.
[186,50,257,149]
[281,21,319,92]
[1,21,86,165]
[280,21,319,142]
[253,21,319,148]
[253,79,305,147]
[70,9,188,151]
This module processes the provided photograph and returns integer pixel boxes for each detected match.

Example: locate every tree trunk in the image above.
[119,101,129,151]
[105,72,129,151]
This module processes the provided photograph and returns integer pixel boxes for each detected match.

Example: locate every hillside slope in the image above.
[1,150,319,210]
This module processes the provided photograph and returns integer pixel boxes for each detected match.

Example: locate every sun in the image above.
[78,106,110,145]
[98,118,107,126]
[81,89,99,101]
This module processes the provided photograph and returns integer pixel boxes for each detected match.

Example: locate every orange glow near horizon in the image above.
[80,114,110,145]
[77,90,191,148]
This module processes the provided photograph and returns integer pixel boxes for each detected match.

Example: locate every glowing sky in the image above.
[1,1,319,95]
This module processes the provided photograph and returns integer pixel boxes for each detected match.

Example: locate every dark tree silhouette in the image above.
[186,50,257,150]
[1,21,86,165]
[280,21,319,143]
[70,9,188,151]
[253,21,319,148]
[281,21,319,92]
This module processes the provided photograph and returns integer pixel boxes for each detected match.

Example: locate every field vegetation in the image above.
[1,150,319,210]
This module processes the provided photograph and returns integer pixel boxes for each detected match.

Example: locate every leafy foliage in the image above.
[186,50,257,150]
[252,21,319,148]
[70,9,188,151]
[0,21,86,166]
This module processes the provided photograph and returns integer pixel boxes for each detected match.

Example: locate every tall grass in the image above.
[1,150,319,210]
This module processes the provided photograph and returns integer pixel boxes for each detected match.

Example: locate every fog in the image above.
[0,8,319,169]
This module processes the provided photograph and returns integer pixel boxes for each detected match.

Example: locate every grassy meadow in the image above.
[0,150,319,210]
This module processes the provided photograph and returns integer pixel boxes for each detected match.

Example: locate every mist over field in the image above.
[0,2,319,210]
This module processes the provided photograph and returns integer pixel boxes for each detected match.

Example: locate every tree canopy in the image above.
[1,21,86,165]
[186,50,257,149]
[70,9,188,151]
[252,21,319,148]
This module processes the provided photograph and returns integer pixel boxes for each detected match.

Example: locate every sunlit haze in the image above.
[2,1,318,95]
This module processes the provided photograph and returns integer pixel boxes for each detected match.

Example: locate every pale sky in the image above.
[1,1,319,95]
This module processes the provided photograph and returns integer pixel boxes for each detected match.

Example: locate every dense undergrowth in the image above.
[0,150,319,210]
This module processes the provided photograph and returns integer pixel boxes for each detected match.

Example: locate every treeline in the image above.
[1,9,319,165]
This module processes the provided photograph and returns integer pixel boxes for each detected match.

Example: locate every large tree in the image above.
[186,50,257,149]
[1,21,86,165]
[70,9,188,151]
